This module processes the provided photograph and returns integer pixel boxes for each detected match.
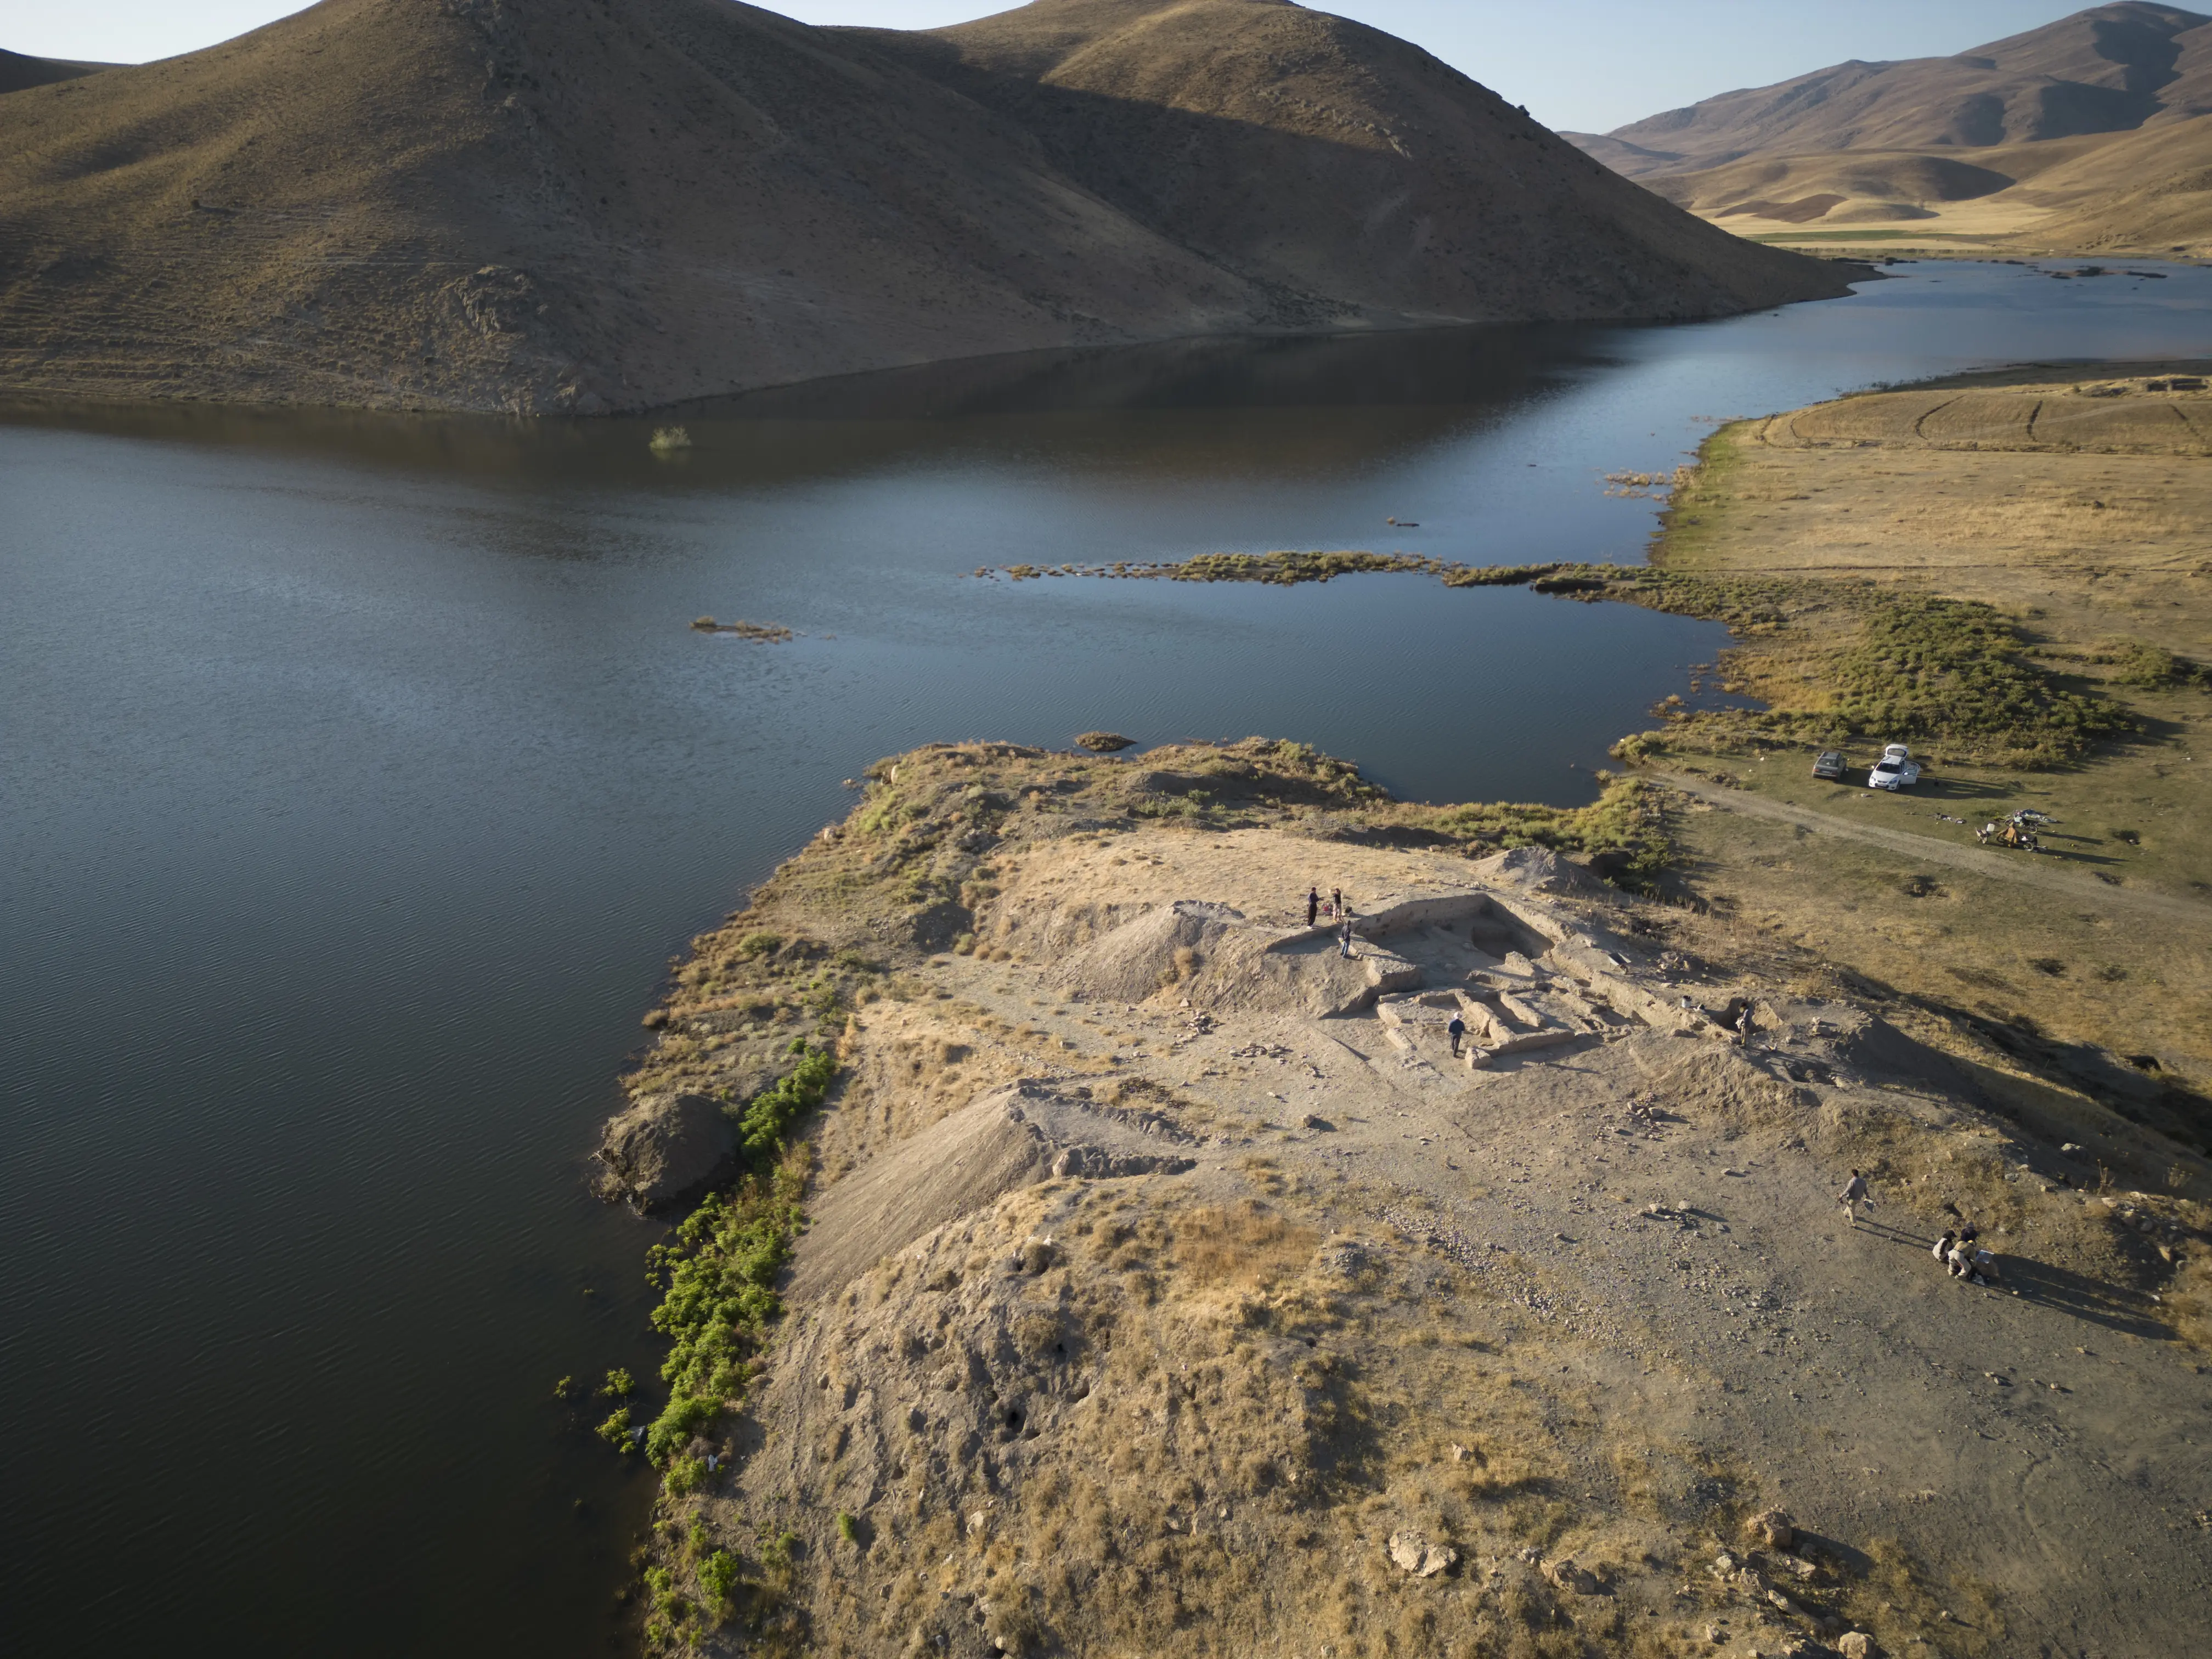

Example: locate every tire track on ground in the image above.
[1654,771,2211,922]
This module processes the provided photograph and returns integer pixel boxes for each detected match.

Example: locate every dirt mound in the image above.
[1051,899,1413,1017]
[785,1080,1197,1302]
[0,0,1849,414]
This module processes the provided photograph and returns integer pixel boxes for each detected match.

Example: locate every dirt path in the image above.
[1656,771,2212,922]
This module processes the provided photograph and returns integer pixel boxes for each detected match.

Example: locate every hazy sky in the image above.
[4,0,2104,133]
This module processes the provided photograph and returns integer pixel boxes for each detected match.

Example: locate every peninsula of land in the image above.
[594,730,2209,1657]
[581,360,2212,1656]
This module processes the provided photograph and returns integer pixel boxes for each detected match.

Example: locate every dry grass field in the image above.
[1631,366,2212,1125]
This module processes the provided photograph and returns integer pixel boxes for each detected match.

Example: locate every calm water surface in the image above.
[4,261,2210,1652]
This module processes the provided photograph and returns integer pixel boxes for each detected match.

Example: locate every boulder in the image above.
[594,1091,737,1209]
[1750,1506,1796,1549]
[1542,1556,1600,1595]
[1838,1633,1879,1659]
[1386,1530,1458,1578]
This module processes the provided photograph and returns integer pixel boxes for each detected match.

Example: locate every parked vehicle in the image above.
[1812,749,1847,780]
[1866,742,1921,791]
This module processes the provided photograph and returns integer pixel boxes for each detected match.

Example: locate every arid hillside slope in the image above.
[845,0,1847,326]
[1566,3,2212,252]
[0,47,110,94]
[1577,3,2212,176]
[0,0,1851,415]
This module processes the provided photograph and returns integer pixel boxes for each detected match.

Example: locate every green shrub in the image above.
[730,1041,837,1172]
[698,1548,741,1609]
[837,1511,860,1544]
[664,1454,707,1497]
[639,1048,833,1466]
[601,1366,634,1399]
[595,1406,634,1452]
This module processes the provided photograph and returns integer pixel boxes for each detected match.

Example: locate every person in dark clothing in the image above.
[1331,887,1344,918]
[1448,1014,1466,1057]
[1307,887,1320,928]
[1338,917,1354,958]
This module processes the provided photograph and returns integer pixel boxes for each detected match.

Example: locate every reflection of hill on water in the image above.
[0,324,1633,491]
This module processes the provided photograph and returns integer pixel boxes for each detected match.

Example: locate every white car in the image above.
[1866,742,1921,790]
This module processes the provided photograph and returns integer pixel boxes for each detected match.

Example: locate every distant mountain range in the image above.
[0,0,1847,416]
[1565,2,2212,253]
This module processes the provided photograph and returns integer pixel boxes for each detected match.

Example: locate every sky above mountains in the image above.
[3,0,2103,133]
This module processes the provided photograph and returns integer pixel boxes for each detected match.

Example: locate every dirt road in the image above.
[1656,771,2211,923]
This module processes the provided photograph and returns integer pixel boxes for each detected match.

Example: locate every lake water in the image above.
[4,261,2209,1652]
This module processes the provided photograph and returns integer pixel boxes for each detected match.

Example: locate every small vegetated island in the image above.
[595,366,2211,1659]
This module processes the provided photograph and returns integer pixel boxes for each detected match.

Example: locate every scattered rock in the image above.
[1750,1507,1796,1549]
[1387,1530,1458,1577]
[1542,1556,1600,1595]
[1074,731,1136,753]
[1838,1633,1879,1659]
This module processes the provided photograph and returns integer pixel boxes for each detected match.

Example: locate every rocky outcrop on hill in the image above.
[594,1091,736,1211]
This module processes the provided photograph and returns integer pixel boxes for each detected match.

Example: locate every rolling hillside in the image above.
[0,0,1852,415]
[1565,3,2212,253]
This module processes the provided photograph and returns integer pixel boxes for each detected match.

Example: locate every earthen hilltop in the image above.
[0,0,1851,415]
[596,737,2212,1657]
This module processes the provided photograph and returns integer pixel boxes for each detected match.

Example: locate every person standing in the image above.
[1338,916,1353,958]
[1448,1013,1466,1058]
[1838,1169,1871,1224]
[1306,887,1321,928]
[1331,887,1344,920]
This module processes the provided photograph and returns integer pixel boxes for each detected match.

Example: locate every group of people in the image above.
[1305,886,1357,959]
[1838,1170,2001,1285]
[1933,1224,2001,1286]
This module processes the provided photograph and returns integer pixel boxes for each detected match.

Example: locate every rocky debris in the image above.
[1751,1507,1797,1549]
[1837,1633,1879,1659]
[592,1090,736,1209]
[1387,1530,1458,1577]
[1074,731,1136,752]
[1541,1555,1601,1594]
[1048,1144,1196,1178]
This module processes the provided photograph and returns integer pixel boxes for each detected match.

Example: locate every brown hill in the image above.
[1568,3,2212,253]
[844,0,1846,330]
[1572,3,2212,177]
[0,0,1850,416]
[0,48,109,95]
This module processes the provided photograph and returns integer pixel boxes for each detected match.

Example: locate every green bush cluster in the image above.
[1820,595,2132,756]
[636,1043,834,1468]
[1414,774,1673,893]
[641,1165,802,1465]
[730,1040,837,1171]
